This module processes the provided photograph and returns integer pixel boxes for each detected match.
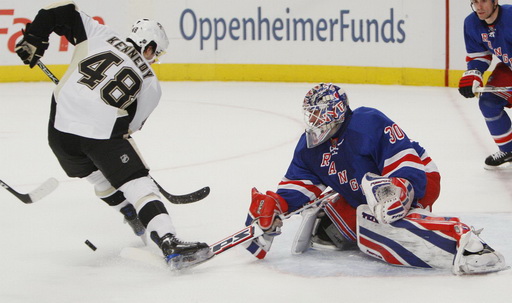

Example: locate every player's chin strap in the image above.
[209,190,339,256]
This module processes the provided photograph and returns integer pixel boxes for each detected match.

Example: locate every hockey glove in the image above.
[15,23,49,68]
[458,70,483,98]
[361,173,414,224]
[247,188,289,236]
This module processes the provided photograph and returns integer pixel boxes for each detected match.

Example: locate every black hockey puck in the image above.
[85,240,97,251]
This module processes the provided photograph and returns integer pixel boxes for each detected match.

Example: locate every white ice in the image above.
[1,81,511,303]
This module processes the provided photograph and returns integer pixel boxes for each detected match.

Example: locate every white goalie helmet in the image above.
[128,18,169,59]
[303,83,349,148]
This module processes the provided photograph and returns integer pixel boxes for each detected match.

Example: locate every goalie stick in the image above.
[0,178,59,204]
[36,61,210,204]
[210,190,338,256]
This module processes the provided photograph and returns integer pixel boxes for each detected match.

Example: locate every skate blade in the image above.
[484,162,512,170]
[166,248,215,271]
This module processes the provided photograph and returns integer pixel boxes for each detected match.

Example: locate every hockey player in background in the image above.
[458,0,512,169]
[14,1,212,269]
[244,83,507,274]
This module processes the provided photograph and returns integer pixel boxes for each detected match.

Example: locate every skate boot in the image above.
[120,205,145,236]
[151,232,213,270]
[484,151,512,170]
[453,228,508,275]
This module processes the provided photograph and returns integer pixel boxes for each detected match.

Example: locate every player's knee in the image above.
[86,170,115,196]
[479,95,508,115]
[119,176,161,207]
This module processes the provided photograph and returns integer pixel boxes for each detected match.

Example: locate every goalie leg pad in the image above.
[291,204,322,254]
[290,193,356,254]
[453,228,507,275]
[357,205,467,269]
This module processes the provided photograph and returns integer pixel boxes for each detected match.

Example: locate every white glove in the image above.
[361,173,414,224]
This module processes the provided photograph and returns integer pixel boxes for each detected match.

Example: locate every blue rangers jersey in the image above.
[276,107,438,212]
[463,4,512,73]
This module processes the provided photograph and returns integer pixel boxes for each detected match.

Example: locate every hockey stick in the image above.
[209,190,338,256]
[37,61,59,84]
[475,86,512,93]
[154,180,210,204]
[36,61,210,204]
[0,178,59,204]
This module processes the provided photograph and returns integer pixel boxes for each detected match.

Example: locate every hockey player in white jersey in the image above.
[14,1,212,269]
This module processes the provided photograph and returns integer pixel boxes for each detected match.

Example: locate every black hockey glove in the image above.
[15,23,49,68]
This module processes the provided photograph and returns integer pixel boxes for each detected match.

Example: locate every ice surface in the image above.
[0,81,511,302]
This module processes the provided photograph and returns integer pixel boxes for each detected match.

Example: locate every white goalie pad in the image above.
[291,205,322,254]
[453,228,508,275]
[356,205,456,270]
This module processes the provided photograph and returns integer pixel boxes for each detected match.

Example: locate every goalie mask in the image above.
[303,83,349,148]
[128,19,169,61]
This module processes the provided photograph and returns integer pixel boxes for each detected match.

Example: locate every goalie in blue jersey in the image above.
[458,0,512,169]
[243,83,506,275]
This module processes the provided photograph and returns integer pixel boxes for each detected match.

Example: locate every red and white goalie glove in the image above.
[248,188,289,235]
[361,173,414,224]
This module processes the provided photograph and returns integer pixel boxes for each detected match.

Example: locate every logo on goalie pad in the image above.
[210,225,255,255]
[362,211,378,223]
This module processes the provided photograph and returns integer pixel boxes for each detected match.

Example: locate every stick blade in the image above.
[169,186,210,204]
[28,178,59,202]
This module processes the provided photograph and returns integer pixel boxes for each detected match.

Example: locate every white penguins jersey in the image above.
[39,3,161,139]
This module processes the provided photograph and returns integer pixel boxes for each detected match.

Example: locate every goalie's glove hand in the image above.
[248,188,289,236]
[15,23,49,68]
[458,70,483,98]
[361,173,414,224]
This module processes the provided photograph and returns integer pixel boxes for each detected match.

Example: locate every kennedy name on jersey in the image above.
[106,36,155,79]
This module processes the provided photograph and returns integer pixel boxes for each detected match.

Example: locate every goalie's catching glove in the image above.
[15,23,49,68]
[361,173,414,224]
[458,70,483,98]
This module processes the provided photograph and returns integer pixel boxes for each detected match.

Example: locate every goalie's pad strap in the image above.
[356,205,469,269]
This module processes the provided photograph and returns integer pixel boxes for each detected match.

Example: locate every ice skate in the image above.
[484,151,512,170]
[120,205,145,236]
[152,232,213,270]
[453,229,508,275]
